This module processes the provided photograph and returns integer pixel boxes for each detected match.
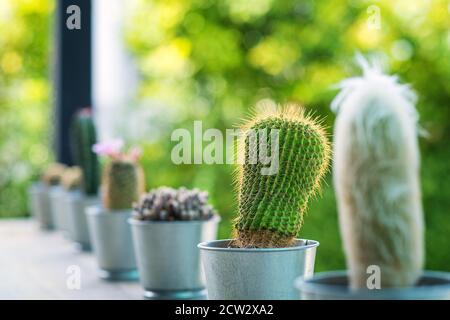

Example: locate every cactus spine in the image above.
[71,108,100,196]
[332,58,424,289]
[102,160,145,211]
[233,105,331,248]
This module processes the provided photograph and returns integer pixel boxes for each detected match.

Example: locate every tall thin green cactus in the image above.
[70,108,100,196]
[233,105,331,248]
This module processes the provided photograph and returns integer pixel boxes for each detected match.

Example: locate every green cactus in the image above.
[102,160,145,211]
[233,105,331,248]
[70,108,100,195]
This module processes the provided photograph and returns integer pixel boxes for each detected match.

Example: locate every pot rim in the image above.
[67,188,100,198]
[48,185,63,191]
[198,238,319,252]
[128,213,221,226]
[66,192,99,203]
[66,189,83,196]
[85,205,132,216]
[49,188,66,196]
[295,270,450,297]
[29,181,45,190]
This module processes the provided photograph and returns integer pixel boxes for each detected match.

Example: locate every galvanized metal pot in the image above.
[86,206,137,281]
[129,215,220,300]
[198,239,319,300]
[27,182,39,218]
[28,182,53,229]
[296,270,450,300]
[66,191,99,251]
[49,186,67,232]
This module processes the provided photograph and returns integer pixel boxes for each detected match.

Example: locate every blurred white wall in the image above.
[92,0,138,141]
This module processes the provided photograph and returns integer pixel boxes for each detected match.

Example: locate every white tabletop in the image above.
[0,219,142,300]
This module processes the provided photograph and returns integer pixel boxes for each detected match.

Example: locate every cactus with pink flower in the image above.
[93,139,145,211]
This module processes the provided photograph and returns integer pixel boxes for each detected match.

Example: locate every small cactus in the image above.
[331,57,424,289]
[61,166,83,191]
[102,160,145,210]
[71,108,100,195]
[133,186,216,221]
[93,140,145,211]
[233,105,331,248]
[41,163,67,186]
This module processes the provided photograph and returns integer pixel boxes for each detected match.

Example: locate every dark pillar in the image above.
[54,0,92,165]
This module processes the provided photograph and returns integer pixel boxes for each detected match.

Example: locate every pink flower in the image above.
[128,146,142,161]
[92,139,124,158]
[92,139,143,162]
[78,107,92,117]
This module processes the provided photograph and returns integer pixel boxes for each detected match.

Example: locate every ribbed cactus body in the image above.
[71,109,100,195]
[61,166,82,191]
[332,61,424,289]
[102,160,145,211]
[234,106,330,248]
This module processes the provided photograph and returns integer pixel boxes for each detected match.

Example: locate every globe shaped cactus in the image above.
[41,163,67,186]
[233,105,331,248]
[332,57,424,289]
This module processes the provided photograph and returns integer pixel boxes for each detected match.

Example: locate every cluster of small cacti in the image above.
[93,140,145,211]
[233,105,331,248]
[70,108,100,195]
[332,57,424,289]
[41,163,67,186]
[132,187,215,221]
[61,166,83,191]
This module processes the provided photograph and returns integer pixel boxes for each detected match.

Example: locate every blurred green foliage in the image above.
[125,0,450,271]
[0,0,449,273]
[0,0,54,217]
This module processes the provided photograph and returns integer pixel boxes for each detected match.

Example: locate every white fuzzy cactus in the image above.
[332,56,424,289]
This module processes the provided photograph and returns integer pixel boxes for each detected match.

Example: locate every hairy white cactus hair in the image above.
[332,55,424,289]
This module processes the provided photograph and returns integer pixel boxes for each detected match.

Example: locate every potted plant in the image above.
[60,166,83,238]
[129,187,220,299]
[198,105,331,299]
[296,57,450,299]
[86,140,145,280]
[49,166,78,232]
[31,163,66,229]
[66,108,100,251]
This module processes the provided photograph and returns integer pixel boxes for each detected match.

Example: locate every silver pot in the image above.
[86,206,137,281]
[28,182,53,229]
[66,191,99,251]
[27,182,39,218]
[49,186,67,231]
[198,239,319,300]
[296,270,450,300]
[129,215,220,300]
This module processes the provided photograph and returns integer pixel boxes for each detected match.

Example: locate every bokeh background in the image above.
[0,0,449,272]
